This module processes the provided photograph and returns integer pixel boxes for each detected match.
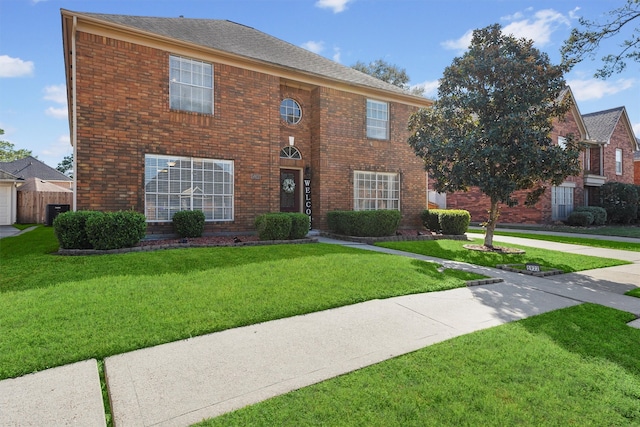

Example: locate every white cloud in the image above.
[443,8,571,52]
[43,84,67,104]
[332,47,342,63]
[632,122,640,139]
[0,55,34,78]
[315,0,352,13]
[411,80,439,98]
[45,106,68,119]
[441,29,474,51]
[569,7,581,20]
[301,40,325,54]
[568,77,635,101]
[41,134,72,158]
[502,9,570,47]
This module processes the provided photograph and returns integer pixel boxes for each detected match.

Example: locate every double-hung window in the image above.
[169,55,213,114]
[354,171,400,211]
[615,148,623,175]
[145,154,233,222]
[551,185,574,221]
[366,99,388,139]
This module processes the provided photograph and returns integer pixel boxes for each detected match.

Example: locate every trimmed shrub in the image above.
[327,210,401,237]
[85,211,147,250]
[567,211,594,227]
[598,182,639,224]
[173,210,205,238]
[288,213,311,239]
[420,209,442,232]
[438,210,470,235]
[573,206,606,226]
[53,210,103,249]
[255,213,292,240]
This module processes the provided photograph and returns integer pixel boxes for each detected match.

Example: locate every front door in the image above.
[280,169,300,213]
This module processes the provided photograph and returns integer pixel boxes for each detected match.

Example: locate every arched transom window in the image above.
[280,146,302,160]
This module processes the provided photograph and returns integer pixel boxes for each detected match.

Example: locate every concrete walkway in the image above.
[1,231,639,426]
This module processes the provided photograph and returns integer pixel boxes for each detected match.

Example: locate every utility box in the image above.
[46,204,70,226]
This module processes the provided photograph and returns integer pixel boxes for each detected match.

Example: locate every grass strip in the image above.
[0,228,483,380]
[376,238,629,272]
[466,229,640,252]
[198,304,640,426]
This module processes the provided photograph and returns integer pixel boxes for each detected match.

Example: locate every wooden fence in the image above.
[17,191,73,224]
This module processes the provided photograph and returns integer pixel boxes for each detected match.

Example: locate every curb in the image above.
[466,278,504,286]
[496,264,564,277]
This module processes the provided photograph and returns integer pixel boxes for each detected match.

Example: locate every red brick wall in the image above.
[603,119,635,184]
[73,31,426,234]
[444,112,585,224]
[635,159,640,186]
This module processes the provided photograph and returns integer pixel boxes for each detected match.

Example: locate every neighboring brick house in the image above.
[441,90,637,224]
[61,10,432,235]
[635,139,640,186]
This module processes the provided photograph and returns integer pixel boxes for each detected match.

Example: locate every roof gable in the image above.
[65,11,426,102]
[582,106,636,150]
[0,156,72,181]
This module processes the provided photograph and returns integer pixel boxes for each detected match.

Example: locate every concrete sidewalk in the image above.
[1,233,639,427]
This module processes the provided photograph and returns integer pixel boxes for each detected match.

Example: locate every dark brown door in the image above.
[280,169,300,212]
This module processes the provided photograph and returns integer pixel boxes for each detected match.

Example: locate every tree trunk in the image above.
[484,199,500,248]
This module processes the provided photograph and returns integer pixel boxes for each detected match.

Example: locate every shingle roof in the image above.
[582,107,625,143]
[0,156,71,181]
[0,170,20,181]
[74,11,417,98]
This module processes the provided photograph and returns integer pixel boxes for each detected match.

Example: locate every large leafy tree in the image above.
[56,154,73,178]
[562,0,640,78]
[352,59,425,95]
[408,24,583,248]
[0,129,33,162]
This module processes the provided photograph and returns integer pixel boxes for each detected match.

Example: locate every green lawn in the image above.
[376,238,630,272]
[198,304,640,426]
[0,227,483,380]
[467,229,640,252]
[470,223,640,239]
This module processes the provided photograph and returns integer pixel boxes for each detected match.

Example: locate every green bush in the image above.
[53,210,103,249]
[288,213,311,239]
[567,211,594,227]
[327,210,401,237]
[438,210,470,235]
[85,211,147,250]
[421,209,443,232]
[255,213,292,240]
[598,182,639,224]
[573,206,606,226]
[172,210,205,238]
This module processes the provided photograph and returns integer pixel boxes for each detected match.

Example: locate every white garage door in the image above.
[0,185,12,225]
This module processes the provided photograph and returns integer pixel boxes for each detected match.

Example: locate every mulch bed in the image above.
[463,244,526,254]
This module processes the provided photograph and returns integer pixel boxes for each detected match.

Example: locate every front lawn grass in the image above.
[0,227,483,380]
[198,304,640,426]
[466,229,640,252]
[377,238,630,272]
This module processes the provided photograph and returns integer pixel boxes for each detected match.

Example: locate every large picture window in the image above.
[366,99,389,140]
[551,185,573,221]
[354,171,399,211]
[145,154,233,222]
[169,55,213,114]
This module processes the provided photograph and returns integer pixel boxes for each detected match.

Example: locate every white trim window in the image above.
[169,55,213,114]
[551,185,574,221]
[354,171,399,211]
[558,136,567,150]
[366,99,389,140]
[145,154,233,222]
[615,148,623,175]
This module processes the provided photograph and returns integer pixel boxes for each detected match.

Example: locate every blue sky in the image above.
[1,0,638,169]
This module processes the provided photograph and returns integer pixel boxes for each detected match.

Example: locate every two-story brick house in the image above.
[61,10,432,235]
[441,89,637,224]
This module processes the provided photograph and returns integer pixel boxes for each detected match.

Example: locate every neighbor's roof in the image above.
[0,170,21,182]
[0,156,71,181]
[63,10,426,101]
[17,177,73,193]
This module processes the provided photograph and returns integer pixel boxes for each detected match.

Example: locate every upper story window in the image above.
[558,136,567,150]
[366,99,389,140]
[169,55,213,114]
[615,148,622,175]
[280,98,302,124]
